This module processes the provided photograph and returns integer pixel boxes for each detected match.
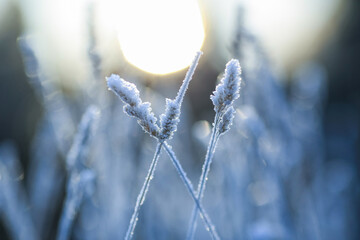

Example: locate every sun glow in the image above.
[116,0,205,75]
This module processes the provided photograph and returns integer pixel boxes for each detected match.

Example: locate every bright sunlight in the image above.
[116,0,205,75]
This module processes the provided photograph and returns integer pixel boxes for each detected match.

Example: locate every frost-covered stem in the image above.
[175,51,202,105]
[163,143,220,240]
[187,115,221,240]
[159,51,202,141]
[187,59,241,239]
[125,142,163,240]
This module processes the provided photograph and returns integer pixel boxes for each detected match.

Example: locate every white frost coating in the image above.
[106,74,141,106]
[159,51,202,141]
[124,103,159,137]
[175,51,203,104]
[106,74,159,137]
[210,59,241,114]
[159,99,180,140]
[218,106,235,135]
[124,143,163,240]
[107,52,202,140]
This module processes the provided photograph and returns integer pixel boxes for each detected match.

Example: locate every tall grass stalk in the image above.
[125,143,163,240]
[187,59,241,239]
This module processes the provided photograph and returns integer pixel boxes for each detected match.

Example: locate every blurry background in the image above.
[0,0,359,239]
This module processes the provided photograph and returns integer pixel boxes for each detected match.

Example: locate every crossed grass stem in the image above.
[187,115,222,240]
[109,51,220,240]
[110,57,241,240]
[125,140,220,240]
[124,142,163,240]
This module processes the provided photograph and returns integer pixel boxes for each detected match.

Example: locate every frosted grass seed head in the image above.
[159,51,202,141]
[106,74,159,138]
[128,103,160,137]
[106,74,141,106]
[159,99,180,141]
[211,59,241,114]
[218,106,235,136]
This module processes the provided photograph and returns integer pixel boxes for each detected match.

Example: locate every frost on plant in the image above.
[218,106,235,136]
[159,51,202,141]
[106,51,220,240]
[159,98,180,140]
[106,74,141,107]
[107,74,159,138]
[211,59,242,114]
[187,59,242,240]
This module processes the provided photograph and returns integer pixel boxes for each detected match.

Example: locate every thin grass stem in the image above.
[187,115,221,240]
[125,142,163,240]
[175,51,202,105]
[163,142,220,240]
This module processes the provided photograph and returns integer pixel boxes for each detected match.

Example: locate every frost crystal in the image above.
[124,103,159,137]
[159,99,180,140]
[218,106,235,135]
[107,74,159,137]
[159,51,202,141]
[107,74,141,106]
[211,59,241,114]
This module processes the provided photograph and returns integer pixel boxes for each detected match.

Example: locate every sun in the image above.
[116,0,205,75]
